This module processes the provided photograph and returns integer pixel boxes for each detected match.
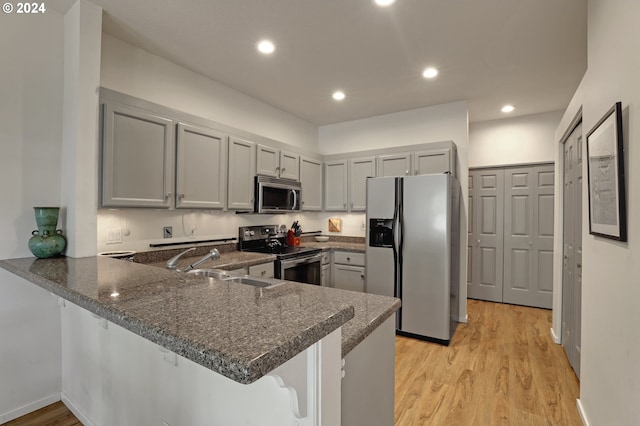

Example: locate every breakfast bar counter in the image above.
[0,255,398,383]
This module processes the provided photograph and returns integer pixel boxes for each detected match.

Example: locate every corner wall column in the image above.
[61,0,102,257]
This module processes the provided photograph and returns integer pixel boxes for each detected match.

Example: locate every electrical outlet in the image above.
[360,221,366,231]
[106,228,122,244]
[163,226,173,238]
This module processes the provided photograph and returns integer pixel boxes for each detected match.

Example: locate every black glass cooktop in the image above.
[244,245,321,260]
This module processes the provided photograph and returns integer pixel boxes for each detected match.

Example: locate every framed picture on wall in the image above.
[586,101,627,241]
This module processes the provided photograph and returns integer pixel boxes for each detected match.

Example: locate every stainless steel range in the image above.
[238,225,323,285]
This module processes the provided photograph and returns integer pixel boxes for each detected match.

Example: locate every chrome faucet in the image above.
[179,249,220,272]
[166,247,196,270]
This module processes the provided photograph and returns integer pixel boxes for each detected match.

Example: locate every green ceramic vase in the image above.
[28,207,66,258]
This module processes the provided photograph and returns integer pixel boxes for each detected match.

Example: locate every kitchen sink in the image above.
[185,268,231,279]
[185,269,284,288]
[223,275,285,288]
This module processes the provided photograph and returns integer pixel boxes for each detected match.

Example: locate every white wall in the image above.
[97,209,322,253]
[98,33,325,252]
[319,101,470,322]
[100,33,318,152]
[0,12,64,259]
[469,110,562,168]
[318,101,468,156]
[0,270,62,422]
[61,0,102,257]
[553,0,640,424]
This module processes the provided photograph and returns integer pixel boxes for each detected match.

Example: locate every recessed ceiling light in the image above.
[374,0,396,6]
[501,104,516,113]
[422,67,439,79]
[110,292,120,298]
[332,91,346,101]
[257,40,275,54]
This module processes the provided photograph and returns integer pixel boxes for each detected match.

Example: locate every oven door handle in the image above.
[281,254,322,268]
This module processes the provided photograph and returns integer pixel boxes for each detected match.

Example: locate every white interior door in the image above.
[503,165,555,308]
[467,169,504,303]
[562,122,583,377]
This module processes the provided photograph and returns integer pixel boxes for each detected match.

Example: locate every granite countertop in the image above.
[144,250,277,271]
[302,241,366,253]
[0,255,399,385]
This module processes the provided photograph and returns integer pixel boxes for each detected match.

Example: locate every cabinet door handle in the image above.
[350,202,354,209]
[415,169,419,175]
[275,166,280,172]
[164,192,172,200]
[346,257,351,261]
[178,193,185,200]
[343,203,347,208]
[405,170,409,175]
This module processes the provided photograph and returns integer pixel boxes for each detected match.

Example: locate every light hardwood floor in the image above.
[4,401,81,426]
[7,300,580,425]
[395,299,581,425]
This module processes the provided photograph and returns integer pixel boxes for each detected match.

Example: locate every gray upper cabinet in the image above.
[300,156,323,211]
[279,150,300,181]
[256,144,300,180]
[175,123,227,209]
[227,137,256,210]
[412,148,454,175]
[256,144,280,177]
[377,153,411,177]
[349,157,376,211]
[325,160,348,211]
[102,102,174,208]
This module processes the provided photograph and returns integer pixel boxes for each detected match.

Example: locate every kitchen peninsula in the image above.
[0,255,399,425]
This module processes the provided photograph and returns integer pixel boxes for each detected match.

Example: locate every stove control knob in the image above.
[250,230,255,236]
[244,230,251,237]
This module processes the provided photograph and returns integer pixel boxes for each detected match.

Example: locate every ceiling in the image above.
[50,0,587,126]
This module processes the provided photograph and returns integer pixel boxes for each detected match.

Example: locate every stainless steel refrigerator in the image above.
[366,173,460,344]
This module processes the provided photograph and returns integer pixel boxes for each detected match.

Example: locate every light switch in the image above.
[107,228,122,244]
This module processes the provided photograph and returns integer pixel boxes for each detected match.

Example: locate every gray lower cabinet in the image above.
[228,137,256,210]
[175,123,227,209]
[300,156,323,211]
[101,102,174,208]
[321,251,331,286]
[342,316,395,426]
[249,262,274,279]
[333,251,365,292]
[467,164,555,309]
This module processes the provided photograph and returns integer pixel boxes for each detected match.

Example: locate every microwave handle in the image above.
[291,189,298,209]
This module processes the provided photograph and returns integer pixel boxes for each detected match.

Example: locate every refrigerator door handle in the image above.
[392,178,403,329]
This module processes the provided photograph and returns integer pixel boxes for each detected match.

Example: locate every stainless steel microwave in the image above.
[254,175,301,213]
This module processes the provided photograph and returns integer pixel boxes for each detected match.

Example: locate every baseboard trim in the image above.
[458,314,468,323]
[576,399,589,426]
[0,393,60,423]
[61,392,97,426]
[550,327,561,344]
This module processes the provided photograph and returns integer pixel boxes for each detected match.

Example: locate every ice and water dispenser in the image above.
[369,218,393,248]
